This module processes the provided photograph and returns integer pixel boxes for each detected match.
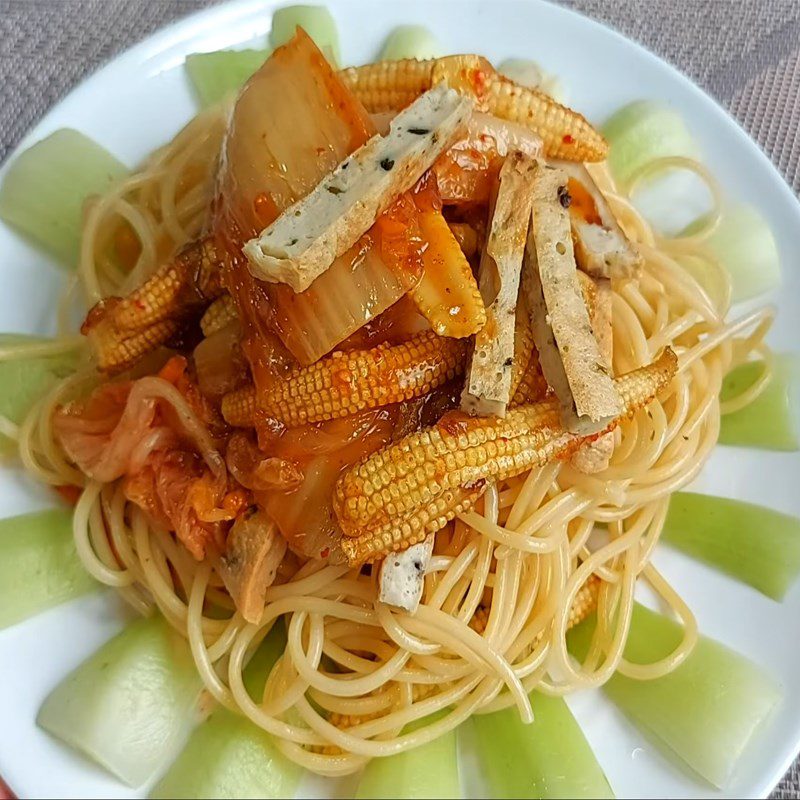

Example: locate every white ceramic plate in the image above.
[1,1,799,798]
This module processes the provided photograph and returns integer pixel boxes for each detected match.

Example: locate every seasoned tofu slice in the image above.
[571,277,616,472]
[555,160,642,280]
[522,163,621,435]
[378,535,434,613]
[243,84,474,292]
[462,150,538,417]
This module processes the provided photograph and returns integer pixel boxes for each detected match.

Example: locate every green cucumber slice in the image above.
[0,508,97,629]
[185,49,270,107]
[270,5,340,66]
[0,129,128,267]
[472,691,613,798]
[569,604,781,788]
[355,711,459,799]
[662,491,800,600]
[151,625,302,799]
[379,25,445,61]
[38,615,202,787]
[0,334,78,453]
[719,356,798,451]
[602,101,697,188]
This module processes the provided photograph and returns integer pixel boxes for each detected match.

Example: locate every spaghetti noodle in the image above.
[0,96,775,774]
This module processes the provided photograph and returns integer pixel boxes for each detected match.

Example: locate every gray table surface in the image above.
[1,0,799,797]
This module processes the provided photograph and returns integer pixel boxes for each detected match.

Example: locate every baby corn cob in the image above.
[411,210,486,338]
[335,349,677,564]
[222,331,467,428]
[88,318,184,374]
[200,293,238,337]
[510,303,537,400]
[221,384,257,428]
[340,58,607,161]
[510,351,549,407]
[469,575,599,636]
[110,237,222,331]
[568,574,601,629]
[329,683,440,731]
[339,59,435,112]
[339,485,484,564]
[485,77,607,161]
[84,237,223,373]
[314,683,441,753]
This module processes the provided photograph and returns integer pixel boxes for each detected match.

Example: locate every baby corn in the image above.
[327,684,439,732]
[410,210,486,338]
[339,485,483,565]
[470,575,599,635]
[87,318,183,374]
[485,77,607,161]
[221,384,257,428]
[510,350,549,407]
[84,237,223,373]
[335,349,677,564]
[222,331,467,428]
[339,59,435,113]
[110,238,221,331]
[340,58,607,162]
[315,683,441,752]
[200,293,238,337]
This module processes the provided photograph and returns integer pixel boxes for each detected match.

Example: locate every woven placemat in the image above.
[1,0,799,797]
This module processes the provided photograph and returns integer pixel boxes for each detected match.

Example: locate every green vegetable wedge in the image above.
[379,25,445,61]
[569,604,781,788]
[719,356,798,451]
[185,49,271,107]
[662,492,800,600]
[471,692,613,799]
[270,5,341,66]
[696,204,780,302]
[602,101,697,188]
[0,508,97,629]
[0,334,78,453]
[151,625,301,799]
[38,615,202,787]
[355,711,459,799]
[0,129,128,267]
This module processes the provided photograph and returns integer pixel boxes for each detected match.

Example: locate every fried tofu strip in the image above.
[509,274,599,408]
[522,163,621,435]
[243,85,473,292]
[556,161,642,280]
[571,278,615,473]
[462,151,538,417]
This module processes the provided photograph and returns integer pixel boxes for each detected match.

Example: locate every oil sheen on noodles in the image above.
[1,106,775,775]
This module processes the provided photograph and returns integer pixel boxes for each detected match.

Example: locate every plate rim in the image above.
[1,1,799,798]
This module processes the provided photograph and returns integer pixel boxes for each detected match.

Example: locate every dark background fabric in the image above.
[1,0,799,796]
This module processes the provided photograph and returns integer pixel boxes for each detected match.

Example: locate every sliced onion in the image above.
[193,322,247,399]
